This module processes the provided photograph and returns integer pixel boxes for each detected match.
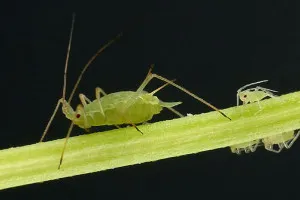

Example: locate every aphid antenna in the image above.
[67,32,122,104]
[39,13,76,143]
[40,13,122,143]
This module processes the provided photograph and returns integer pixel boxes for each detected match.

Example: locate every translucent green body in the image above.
[262,131,294,145]
[63,91,181,128]
[239,90,269,104]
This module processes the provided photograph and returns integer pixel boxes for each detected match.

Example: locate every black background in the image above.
[1,0,300,199]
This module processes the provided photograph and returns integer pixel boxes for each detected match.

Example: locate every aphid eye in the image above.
[76,114,81,118]
[243,94,247,98]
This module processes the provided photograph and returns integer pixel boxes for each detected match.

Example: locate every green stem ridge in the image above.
[1,91,300,190]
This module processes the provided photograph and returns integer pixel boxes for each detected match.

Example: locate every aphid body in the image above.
[237,80,278,108]
[41,14,231,169]
[262,130,300,153]
[63,86,181,129]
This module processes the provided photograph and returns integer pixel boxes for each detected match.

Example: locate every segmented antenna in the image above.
[67,32,123,103]
[63,13,76,103]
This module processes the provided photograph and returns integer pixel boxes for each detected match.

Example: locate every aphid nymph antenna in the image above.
[236,80,269,106]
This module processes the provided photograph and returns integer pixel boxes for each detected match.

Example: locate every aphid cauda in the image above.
[40,14,231,169]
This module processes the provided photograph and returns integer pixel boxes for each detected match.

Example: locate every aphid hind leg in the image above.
[166,107,184,117]
[137,65,231,120]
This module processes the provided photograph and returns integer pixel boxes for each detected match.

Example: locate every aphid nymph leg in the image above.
[269,145,283,153]
[284,130,300,149]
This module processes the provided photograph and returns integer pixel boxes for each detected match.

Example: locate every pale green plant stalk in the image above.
[1,91,300,190]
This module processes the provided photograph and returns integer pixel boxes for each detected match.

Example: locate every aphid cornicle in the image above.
[262,130,300,153]
[40,14,231,169]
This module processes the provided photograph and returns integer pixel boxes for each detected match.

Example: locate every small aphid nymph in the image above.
[262,130,300,153]
[237,80,278,109]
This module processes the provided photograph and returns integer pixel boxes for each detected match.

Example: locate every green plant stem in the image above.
[1,91,300,190]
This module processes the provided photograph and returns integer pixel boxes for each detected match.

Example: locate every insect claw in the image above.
[221,111,231,121]
[58,158,63,170]
[135,126,144,135]
[131,124,144,135]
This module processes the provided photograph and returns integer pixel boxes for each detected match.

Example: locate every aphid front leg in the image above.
[95,87,108,116]
[79,94,92,106]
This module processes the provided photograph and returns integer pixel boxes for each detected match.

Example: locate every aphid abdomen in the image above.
[85,91,164,126]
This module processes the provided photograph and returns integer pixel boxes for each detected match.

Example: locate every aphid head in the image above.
[72,105,91,129]
[62,101,90,129]
[62,100,75,120]
[238,90,250,103]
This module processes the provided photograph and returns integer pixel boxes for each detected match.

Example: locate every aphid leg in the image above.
[58,122,75,169]
[284,130,300,149]
[265,144,282,153]
[166,107,184,117]
[58,104,87,169]
[137,65,231,120]
[95,87,107,116]
[79,94,91,106]
[244,148,250,153]
[130,123,144,135]
[40,98,63,142]
[250,142,259,152]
